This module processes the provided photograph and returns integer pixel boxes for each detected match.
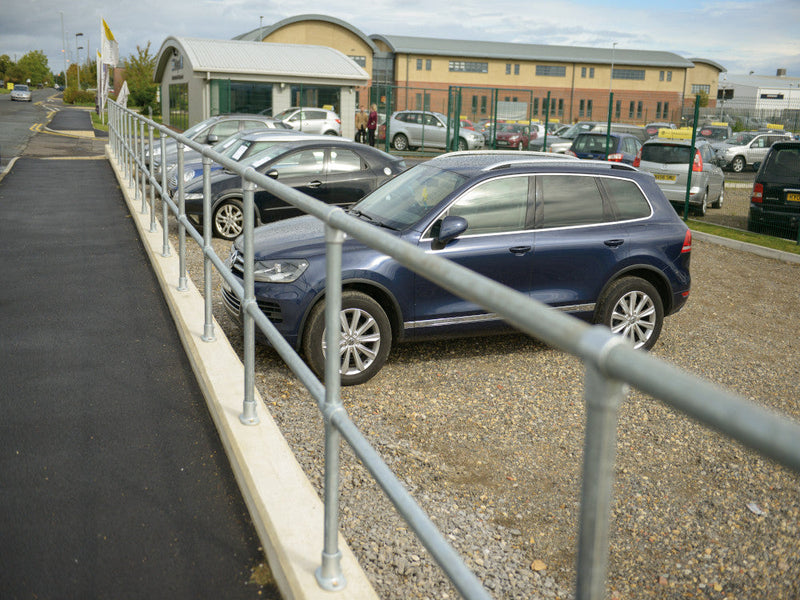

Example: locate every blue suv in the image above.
[222,152,692,385]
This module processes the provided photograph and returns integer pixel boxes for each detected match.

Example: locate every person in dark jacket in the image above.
[367,104,378,147]
[355,105,368,143]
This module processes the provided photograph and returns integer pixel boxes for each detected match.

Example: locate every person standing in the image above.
[367,104,378,147]
[355,105,368,143]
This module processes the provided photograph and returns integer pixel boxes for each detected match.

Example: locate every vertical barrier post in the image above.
[132,113,139,201]
[160,135,171,258]
[605,92,614,160]
[239,177,259,426]
[201,154,216,342]
[575,332,627,600]
[315,224,346,592]
[683,96,701,221]
[148,108,157,233]
[177,142,188,292]
[139,119,147,213]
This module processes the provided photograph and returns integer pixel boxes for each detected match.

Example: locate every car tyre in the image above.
[323,130,338,136]
[457,138,468,151]
[594,277,664,351]
[392,134,409,151]
[517,141,524,151]
[302,291,392,386]
[731,156,745,173]
[711,186,724,209]
[213,199,245,240]
[694,190,708,216]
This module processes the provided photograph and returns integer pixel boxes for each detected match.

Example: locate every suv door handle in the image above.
[509,246,532,255]
[604,239,624,248]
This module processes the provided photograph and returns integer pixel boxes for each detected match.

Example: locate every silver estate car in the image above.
[635,138,724,216]
[386,110,485,152]
[272,107,342,136]
[714,130,794,173]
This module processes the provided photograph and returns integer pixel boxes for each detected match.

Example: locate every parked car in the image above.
[696,124,732,143]
[183,138,406,240]
[528,121,598,152]
[384,110,485,151]
[645,122,676,137]
[634,138,724,216]
[494,123,532,150]
[567,132,642,165]
[10,84,32,102]
[167,129,329,195]
[146,114,285,172]
[747,141,800,238]
[590,123,650,144]
[714,130,794,173]
[272,107,342,136]
[221,151,692,385]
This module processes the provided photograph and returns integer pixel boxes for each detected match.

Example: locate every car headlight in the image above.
[184,192,204,200]
[184,169,199,183]
[254,259,309,283]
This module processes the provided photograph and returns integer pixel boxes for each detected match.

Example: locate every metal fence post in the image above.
[201,154,216,342]
[316,224,347,592]
[575,329,628,600]
[239,176,259,426]
[160,135,171,258]
[177,142,188,292]
[148,108,157,233]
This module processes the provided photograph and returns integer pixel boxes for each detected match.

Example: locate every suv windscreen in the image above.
[726,132,757,146]
[641,143,692,164]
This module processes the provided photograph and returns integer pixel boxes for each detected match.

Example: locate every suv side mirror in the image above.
[206,133,219,144]
[436,216,468,245]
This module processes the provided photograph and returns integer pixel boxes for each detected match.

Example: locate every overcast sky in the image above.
[2,0,799,79]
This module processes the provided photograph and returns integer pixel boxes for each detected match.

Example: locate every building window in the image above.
[659,70,665,81]
[558,98,564,116]
[613,68,645,81]
[533,97,539,116]
[416,58,423,70]
[536,65,567,77]
[449,61,488,73]
[426,59,431,71]
[691,84,711,94]
[581,67,587,78]
[656,102,662,118]
[667,71,672,82]
[629,101,635,119]
[348,55,366,68]
[506,63,511,75]
[480,95,487,114]
[663,102,669,118]
[637,101,643,119]
[615,100,621,119]
[586,99,593,118]
[590,67,595,78]
[514,63,520,75]
[579,99,585,117]
[472,95,478,113]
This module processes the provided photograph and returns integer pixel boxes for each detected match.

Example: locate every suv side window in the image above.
[447,176,531,235]
[208,121,241,141]
[537,175,606,228]
[599,177,651,220]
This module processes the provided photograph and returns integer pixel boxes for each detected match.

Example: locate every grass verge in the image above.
[688,219,800,256]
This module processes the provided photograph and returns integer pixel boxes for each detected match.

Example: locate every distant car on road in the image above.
[10,84,32,102]
[382,110,485,152]
[272,107,342,136]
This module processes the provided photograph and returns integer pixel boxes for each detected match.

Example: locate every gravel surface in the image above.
[169,185,799,600]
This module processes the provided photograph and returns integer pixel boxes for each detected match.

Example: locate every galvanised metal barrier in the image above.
[107,100,800,600]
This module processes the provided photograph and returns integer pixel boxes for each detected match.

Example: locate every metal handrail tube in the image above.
[108,101,800,600]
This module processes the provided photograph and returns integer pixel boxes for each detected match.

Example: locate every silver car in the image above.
[635,139,724,216]
[386,110,485,151]
[714,130,794,173]
[10,84,32,102]
[272,107,341,136]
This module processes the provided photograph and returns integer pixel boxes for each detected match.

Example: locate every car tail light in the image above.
[751,182,763,204]
[693,149,703,172]
[681,229,692,254]
[335,118,341,124]
[633,147,642,167]
[566,150,577,157]
[607,153,624,162]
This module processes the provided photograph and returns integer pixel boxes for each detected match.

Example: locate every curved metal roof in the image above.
[234,13,378,54]
[370,34,696,68]
[688,57,726,73]
[153,37,369,83]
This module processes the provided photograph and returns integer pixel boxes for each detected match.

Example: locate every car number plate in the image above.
[787,192,800,203]
[655,174,677,182]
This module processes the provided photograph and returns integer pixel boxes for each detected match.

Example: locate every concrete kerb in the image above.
[105,145,379,600]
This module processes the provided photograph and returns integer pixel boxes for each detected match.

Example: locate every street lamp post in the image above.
[75,32,84,89]
[605,42,618,159]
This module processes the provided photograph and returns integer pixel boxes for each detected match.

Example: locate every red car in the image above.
[494,123,532,150]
